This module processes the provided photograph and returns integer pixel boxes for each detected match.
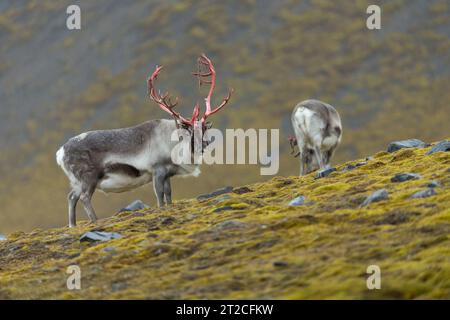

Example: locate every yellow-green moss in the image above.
[0,143,449,299]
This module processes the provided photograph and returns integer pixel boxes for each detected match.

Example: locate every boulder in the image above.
[426,181,441,188]
[361,189,389,207]
[410,189,437,199]
[80,231,122,243]
[197,186,233,201]
[391,173,421,183]
[426,140,450,155]
[119,200,149,213]
[316,167,336,178]
[387,139,427,153]
[289,196,306,206]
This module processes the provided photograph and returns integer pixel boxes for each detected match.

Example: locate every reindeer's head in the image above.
[288,135,300,157]
[147,54,232,151]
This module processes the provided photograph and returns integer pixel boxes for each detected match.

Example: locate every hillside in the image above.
[0,141,449,299]
[0,0,449,232]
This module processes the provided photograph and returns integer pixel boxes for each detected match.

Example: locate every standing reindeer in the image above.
[56,54,232,227]
[289,99,342,175]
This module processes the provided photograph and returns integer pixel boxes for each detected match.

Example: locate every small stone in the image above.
[361,189,389,207]
[197,186,233,201]
[366,156,374,161]
[214,220,245,230]
[233,187,253,195]
[0,234,6,241]
[342,164,356,172]
[103,246,116,252]
[387,139,427,153]
[410,189,437,199]
[316,167,336,178]
[289,196,306,206]
[391,173,421,183]
[426,181,441,188]
[119,200,149,213]
[213,206,234,213]
[213,194,232,204]
[273,261,288,268]
[80,231,122,243]
[355,161,367,167]
[426,140,450,155]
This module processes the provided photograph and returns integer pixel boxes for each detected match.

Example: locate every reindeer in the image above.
[56,54,232,227]
[289,99,342,175]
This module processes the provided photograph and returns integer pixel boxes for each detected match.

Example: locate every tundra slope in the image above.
[1,140,449,299]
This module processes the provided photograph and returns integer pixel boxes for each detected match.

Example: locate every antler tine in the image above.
[191,54,232,123]
[147,65,191,125]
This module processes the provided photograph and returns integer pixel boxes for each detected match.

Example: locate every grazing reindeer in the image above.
[56,54,232,227]
[289,99,342,175]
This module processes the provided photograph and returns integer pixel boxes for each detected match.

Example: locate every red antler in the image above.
[192,54,233,124]
[148,66,198,126]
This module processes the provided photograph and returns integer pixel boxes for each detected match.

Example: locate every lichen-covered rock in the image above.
[119,200,149,213]
[316,167,336,178]
[197,186,233,201]
[387,139,427,153]
[426,140,450,155]
[391,173,421,182]
[361,189,389,207]
[426,181,441,188]
[80,231,122,242]
[289,196,306,206]
[410,189,437,199]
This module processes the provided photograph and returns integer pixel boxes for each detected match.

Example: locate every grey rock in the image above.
[289,196,306,206]
[214,220,245,230]
[387,139,427,153]
[410,188,437,199]
[361,189,389,207]
[197,186,233,201]
[355,161,367,167]
[213,206,234,213]
[119,200,149,213]
[80,231,122,242]
[342,164,356,172]
[0,234,6,241]
[426,181,441,188]
[103,246,116,252]
[213,194,232,204]
[233,186,253,194]
[391,173,421,183]
[316,167,336,178]
[426,140,450,155]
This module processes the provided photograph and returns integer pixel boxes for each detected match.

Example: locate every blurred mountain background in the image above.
[0,0,449,232]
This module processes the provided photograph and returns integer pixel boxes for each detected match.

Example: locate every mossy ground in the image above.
[0,143,449,299]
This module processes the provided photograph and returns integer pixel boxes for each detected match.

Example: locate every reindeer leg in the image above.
[68,189,80,227]
[80,184,98,224]
[164,177,172,205]
[153,167,166,207]
[313,146,325,170]
[299,152,306,176]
